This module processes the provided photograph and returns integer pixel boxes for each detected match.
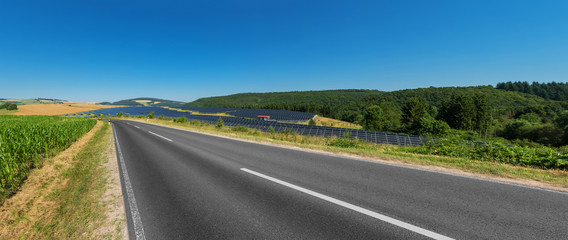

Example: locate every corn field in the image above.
[0,115,96,200]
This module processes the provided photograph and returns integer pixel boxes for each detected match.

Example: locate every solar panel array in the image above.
[177,106,316,122]
[73,107,425,146]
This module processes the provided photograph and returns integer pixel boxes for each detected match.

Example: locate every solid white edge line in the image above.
[240,168,453,240]
[148,131,173,142]
[114,127,146,240]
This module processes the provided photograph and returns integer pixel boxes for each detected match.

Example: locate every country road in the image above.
[110,119,568,239]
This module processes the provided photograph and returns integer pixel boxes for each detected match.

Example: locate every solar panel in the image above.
[87,106,427,146]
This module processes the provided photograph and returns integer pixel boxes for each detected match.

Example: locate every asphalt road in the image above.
[110,119,568,239]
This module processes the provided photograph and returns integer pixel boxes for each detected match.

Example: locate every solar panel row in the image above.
[176,106,315,122]
[73,107,425,146]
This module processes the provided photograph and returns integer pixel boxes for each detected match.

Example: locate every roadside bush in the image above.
[407,137,568,170]
[232,126,249,132]
[147,112,155,119]
[174,116,187,123]
[280,129,291,135]
[328,131,359,148]
[117,112,123,117]
[158,115,165,120]
[217,117,224,128]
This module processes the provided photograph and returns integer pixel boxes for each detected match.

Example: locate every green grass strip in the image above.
[32,122,112,239]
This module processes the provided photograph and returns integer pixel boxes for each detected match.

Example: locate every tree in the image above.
[147,111,155,119]
[362,105,387,131]
[410,114,451,137]
[518,113,542,124]
[401,97,428,127]
[555,111,568,145]
[439,93,475,131]
[472,94,491,136]
[555,111,568,130]
[503,119,531,140]
[0,103,17,110]
[378,101,402,131]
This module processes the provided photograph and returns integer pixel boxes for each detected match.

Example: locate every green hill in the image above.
[186,85,568,147]
[186,86,566,121]
[105,97,185,107]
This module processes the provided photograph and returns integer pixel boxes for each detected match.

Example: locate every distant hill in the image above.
[186,89,382,108]
[0,98,68,105]
[103,97,185,107]
[185,86,567,122]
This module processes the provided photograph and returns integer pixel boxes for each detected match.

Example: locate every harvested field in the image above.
[7,104,121,116]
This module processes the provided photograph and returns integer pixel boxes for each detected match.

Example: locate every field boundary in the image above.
[0,121,126,239]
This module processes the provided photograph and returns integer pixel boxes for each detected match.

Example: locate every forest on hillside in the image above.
[496,81,568,101]
[186,83,568,147]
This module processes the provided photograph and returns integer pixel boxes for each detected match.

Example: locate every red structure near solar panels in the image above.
[257,115,270,120]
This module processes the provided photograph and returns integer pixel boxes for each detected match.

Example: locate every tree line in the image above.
[0,103,17,110]
[496,81,568,101]
[186,83,568,147]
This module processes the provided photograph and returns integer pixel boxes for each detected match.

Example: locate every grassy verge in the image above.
[37,122,116,239]
[124,117,568,189]
[0,121,124,239]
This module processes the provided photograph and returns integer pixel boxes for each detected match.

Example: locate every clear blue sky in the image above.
[1,0,567,102]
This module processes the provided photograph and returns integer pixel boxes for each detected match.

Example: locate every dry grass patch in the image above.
[297,116,362,129]
[7,104,120,116]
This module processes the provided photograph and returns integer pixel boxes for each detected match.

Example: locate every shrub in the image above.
[217,117,224,128]
[117,112,123,117]
[407,137,568,170]
[158,115,165,120]
[308,118,316,125]
[147,112,155,119]
[328,131,359,148]
[232,126,249,132]
[174,116,188,123]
